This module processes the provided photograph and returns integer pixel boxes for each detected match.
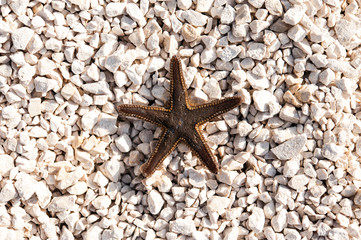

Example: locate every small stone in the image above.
[38,57,56,75]
[48,195,76,212]
[148,190,165,214]
[247,71,270,90]
[310,54,328,68]
[92,196,111,209]
[188,169,205,188]
[126,3,146,27]
[328,228,349,240]
[93,113,117,137]
[249,0,265,8]
[14,172,38,200]
[34,77,58,95]
[105,2,126,17]
[82,81,111,95]
[271,209,287,232]
[81,109,100,131]
[0,181,17,203]
[183,10,208,26]
[335,19,360,49]
[67,182,87,195]
[147,57,165,72]
[71,59,85,74]
[237,120,253,137]
[169,219,196,236]
[247,42,267,60]
[275,185,292,205]
[196,0,214,12]
[248,207,265,233]
[203,78,221,99]
[279,104,299,123]
[18,64,36,84]
[9,0,29,15]
[283,5,305,25]
[28,98,41,117]
[129,28,145,47]
[11,27,34,50]
[288,25,307,42]
[283,160,300,178]
[182,24,200,42]
[101,158,123,182]
[322,143,344,162]
[0,155,14,176]
[207,196,230,214]
[29,126,48,138]
[327,59,358,78]
[220,5,236,25]
[284,229,301,240]
[200,48,217,64]
[354,190,361,206]
[288,174,310,191]
[253,90,281,116]
[2,106,17,119]
[115,134,132,153]
[77,44,94,61]
[265,0,283,16]
[224,227,239,240]
[271,135,307,160]
[217,45,241,62]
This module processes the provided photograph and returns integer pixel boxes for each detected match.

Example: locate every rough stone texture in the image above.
[271,135,307,160]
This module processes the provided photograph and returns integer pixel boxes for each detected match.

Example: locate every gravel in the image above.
[0,0,361,239]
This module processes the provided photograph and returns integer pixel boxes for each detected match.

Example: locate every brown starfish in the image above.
[117,56,242,177]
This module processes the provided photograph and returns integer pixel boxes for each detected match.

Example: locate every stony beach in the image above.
[0,0,361,239]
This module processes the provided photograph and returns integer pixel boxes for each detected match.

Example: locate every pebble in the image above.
[28,98,41,117]
[81,109,100,131]
[11,27,34,50]
[188,169,206,188]
[148,190,165,214]
[217,45,241,62]
[92,195,111,209]
[169,219,196,236]
[82,81,111,95]
[207,196,230,214]
[253,90,281,116]
[34,77,58,95]
[271,135,307,160]
[48,195,76,212]
[93,113,117,137]
[105,2,126,17]
[248,207,265,233]
[322,143,344,162]
[126,3,146,27]
[271,208,288,232]
[247,43,267,60]
[283,5,305,25]
[288,174,310,191]
[0,181,18,203]
[14,172,38,200]
[115,134,132,153]
[0,155,14,176]
[183,10,208,26]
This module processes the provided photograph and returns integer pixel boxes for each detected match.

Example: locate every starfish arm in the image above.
[191,96,242,124]
[117,105,169,126]
[184,127,219,174]
[140,129,180,177]
[170,56,189,108]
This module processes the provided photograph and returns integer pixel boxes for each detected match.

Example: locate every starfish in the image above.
[117,56,242,177]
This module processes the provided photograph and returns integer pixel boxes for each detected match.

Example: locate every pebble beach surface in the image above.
[1,0,361,239]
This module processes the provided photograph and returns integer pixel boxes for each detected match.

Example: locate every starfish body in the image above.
[118,56,242,177]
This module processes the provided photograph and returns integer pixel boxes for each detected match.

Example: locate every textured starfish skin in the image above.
[117,56,242,177]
